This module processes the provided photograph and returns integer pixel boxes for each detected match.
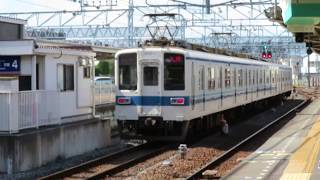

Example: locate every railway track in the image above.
[38,142,172,180]
[186,97,310,180]
[99,99,308,179]
[39,95,310,180]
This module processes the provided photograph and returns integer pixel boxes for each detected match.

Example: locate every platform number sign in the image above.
[0,56,21,74]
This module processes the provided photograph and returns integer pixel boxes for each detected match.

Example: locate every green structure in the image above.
[281,0,320,32]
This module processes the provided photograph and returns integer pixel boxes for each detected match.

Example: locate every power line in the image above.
[12,0,60,10]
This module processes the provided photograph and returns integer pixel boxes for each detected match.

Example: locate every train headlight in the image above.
[117,97,131,105]
[170,97,185,105]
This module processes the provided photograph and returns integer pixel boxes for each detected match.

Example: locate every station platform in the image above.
[0,118,114,174]
[223,99,320,180]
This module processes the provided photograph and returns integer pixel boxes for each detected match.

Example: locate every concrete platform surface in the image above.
[0,119,112,174]
[223,99,320,180]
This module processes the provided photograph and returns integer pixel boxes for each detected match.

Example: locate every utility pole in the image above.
[308,54,310,87]
[206,0,210,14]
[128,0,134,47]
[274,0,277,19]
[307,47,312,88]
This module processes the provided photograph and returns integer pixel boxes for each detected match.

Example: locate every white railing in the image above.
[94,84,115,105]
[0,90,60,133]
[0,92,11,132]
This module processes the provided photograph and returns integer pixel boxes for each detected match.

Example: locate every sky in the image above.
[0,0,82,12]
[0,0,278,27]
[0,0,64,12]
[0,0,169,12]
[0,0,136,27]
[0,1,288,39]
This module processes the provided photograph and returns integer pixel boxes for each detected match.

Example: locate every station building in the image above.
[0,16,115,174]
[301,53,320,87]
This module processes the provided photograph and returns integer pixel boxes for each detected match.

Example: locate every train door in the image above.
[269,70,272,95]
[275,69,278,94]
[280,70,282,92]
[252,69,256,100]
[191,62,195,110]
[256,69,259,98]
[280,71,283,92]
[248,69,252,102]
[200,65,205,111]
[219,66,223,109]
[245,68,248,101]
[140,62,161,116]
[234,67,237,104]
[263,70,266,96]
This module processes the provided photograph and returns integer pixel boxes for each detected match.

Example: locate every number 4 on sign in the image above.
[12,60,18,69]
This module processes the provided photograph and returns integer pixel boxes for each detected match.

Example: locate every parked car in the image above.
[95,76,114,85]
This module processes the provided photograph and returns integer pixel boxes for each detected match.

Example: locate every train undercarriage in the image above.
[118,92,291,142]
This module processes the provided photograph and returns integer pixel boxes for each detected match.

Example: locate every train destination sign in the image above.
[0,56,21,74]
[164,54,184,64]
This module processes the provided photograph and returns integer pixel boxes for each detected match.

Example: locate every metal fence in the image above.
[0,90,60,133]
[0,86,115,133]
[94,84,115,105]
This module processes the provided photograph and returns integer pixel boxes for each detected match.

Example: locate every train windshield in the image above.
[118,53,137,90]
[164,53,185,90]
[144,67,158,86]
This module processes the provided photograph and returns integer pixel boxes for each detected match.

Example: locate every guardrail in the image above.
[0,90,60,133]
[94,84,115,105]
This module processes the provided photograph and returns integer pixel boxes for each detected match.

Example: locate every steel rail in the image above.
[186,98,310,180]
[38,142,153,180]
[86,144,174,180]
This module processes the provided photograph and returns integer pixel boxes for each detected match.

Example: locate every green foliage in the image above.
[95,67,102,76]
[95,61,114,76]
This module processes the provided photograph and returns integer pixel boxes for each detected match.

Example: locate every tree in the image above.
[95,61,114,76]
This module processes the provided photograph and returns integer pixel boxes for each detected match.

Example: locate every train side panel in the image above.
[115,47,292,140]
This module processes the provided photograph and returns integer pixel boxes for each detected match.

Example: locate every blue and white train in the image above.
[115,43,292,140]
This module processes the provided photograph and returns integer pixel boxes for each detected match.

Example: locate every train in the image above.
[115,40,292,141]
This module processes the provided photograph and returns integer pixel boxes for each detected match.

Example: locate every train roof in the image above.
[116,46,291,70]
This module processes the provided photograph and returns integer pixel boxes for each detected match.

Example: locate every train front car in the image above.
[115,48,190,141]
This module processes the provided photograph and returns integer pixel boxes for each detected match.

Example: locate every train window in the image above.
[208,68,211,89]
[200,67,205,90]
[244,69,247,87]
[164,53,185,90]
[119,53,137,90]
[272,70,275,83]
[225,68,231,88]
[248,70,251,85]
[259,70,263,84]
[234,69,236,88]
[256,70,259,85]
[144,66,158,86]
[252,70,255,85]
[208,67,215,90]
[218,68,222,89]
[238,69,243,87]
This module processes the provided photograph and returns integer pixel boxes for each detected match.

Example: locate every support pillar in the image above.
[31,55,37,90]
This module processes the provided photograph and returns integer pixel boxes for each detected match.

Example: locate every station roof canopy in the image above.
[0,16,26,25]
[281,0,320,27]
[266,0,320,54]
[35,40,120,59]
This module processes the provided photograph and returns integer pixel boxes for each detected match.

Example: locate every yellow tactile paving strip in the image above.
[280,119,320,180]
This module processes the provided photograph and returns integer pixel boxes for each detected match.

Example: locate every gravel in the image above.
[108,98,304,179]
[1,91,309,180]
